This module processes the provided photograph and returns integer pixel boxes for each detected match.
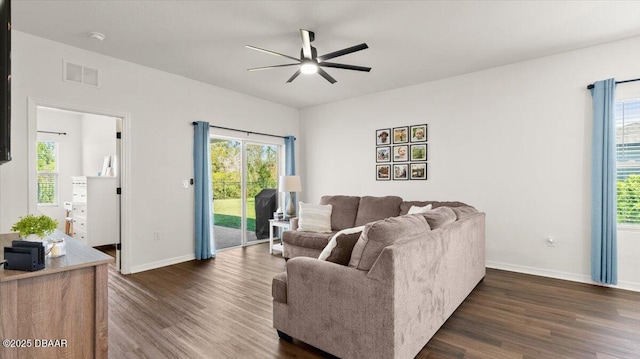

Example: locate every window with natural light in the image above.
[37,141,58,205]
[615,99,640,224]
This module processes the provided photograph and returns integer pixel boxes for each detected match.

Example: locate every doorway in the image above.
[28,99,129,273]
[211,137,280,250]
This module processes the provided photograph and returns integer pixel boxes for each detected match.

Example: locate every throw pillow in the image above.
[297,202,333,233]
[325,233,362,265]
[422,206,456,229]
[318,226,365,264]
[399,201,436,215]
[407,204,432,214]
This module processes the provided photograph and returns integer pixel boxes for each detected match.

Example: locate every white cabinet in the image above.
[71,176,119,247]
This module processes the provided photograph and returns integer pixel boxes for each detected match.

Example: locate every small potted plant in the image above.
[11,214,58,241]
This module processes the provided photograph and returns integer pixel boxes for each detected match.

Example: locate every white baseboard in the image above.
[486,261,640,293]
[129,254,196,274]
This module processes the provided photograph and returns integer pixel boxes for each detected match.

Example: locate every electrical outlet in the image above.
[546,237,556,247]
[154,231,161,241]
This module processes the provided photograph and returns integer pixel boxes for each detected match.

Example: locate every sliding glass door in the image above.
[245,143,278,243]
[211,139,242,249]
[211,138,279,249]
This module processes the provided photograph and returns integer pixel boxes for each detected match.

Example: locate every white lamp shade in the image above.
[279,175,302,192]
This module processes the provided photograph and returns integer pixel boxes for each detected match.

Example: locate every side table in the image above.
[269,219,292,255]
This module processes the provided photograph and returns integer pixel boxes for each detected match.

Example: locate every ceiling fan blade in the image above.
[317,68,337,84]
[286,70,302,83]
[318,62,371,72]
[245,45,301,63]
[317,43,369,62]
[300,29,315,59]
[247,63,300,72]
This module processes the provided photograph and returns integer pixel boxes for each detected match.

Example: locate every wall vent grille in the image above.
[63,60,99,87]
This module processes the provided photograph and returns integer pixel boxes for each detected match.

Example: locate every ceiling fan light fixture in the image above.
[246,29,370,83]
[300,61,318,75]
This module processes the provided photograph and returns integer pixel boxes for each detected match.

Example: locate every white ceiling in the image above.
[11,1,640,109]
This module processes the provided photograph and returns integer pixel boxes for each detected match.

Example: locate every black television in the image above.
[0,0,10,164]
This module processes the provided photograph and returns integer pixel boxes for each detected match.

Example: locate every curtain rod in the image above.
[191,122,286,139]
[37,130,67,135]
[587,78,640,90]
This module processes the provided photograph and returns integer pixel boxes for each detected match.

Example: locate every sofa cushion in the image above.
[272,272,287,304]
[452,206,479,220]
[399,200,468,215]
[318,226,365,265]
[399,201,438,215]
[283,230,335,250]
[297,202,333,233]
[432,201,469,208]
[320,195,361,231]
[349,214,430,271]
[354,196,403,226]
[423,206,457,229]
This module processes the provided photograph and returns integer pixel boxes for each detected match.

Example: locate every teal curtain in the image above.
[590,78,617,285]
[194,121,215,260]
[284,136,297,208]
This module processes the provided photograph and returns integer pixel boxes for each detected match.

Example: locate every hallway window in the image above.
[37,141,58,205]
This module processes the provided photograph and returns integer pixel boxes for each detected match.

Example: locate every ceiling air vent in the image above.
[63,60,99,87]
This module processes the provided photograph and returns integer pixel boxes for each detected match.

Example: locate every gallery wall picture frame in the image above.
[393,163,409,180]
[376,128,391,145]
[393,126,409,144]
[393,145,409,162]
[376,164,391,181]
[410,162,427,180]
[376,146,391,163]
[410,144,427,161]
[375,123,429,181]
[410,124,428,143]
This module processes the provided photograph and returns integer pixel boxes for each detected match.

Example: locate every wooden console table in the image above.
[0,231,113,359]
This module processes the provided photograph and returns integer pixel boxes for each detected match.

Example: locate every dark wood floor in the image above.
[108,243,640,359]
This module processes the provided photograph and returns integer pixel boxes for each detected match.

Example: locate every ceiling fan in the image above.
[246,29,371,84]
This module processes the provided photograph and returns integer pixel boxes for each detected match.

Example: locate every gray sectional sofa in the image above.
[272,195,485,359]
[282,195,468,259]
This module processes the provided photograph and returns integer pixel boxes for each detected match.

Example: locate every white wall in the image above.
[81,114,117,176]
[300,35,640,291]
[0,31,299,273]
[36,108,83,229]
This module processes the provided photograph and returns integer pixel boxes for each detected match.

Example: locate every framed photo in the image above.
[376,146,391,163]
[410,124,427,142]
[393,164,409,180]
[376,129,391,145]
[410,162,427,180]
[393,126,409,144]
[376,164,391,181]
[410,144,427,161]
[393,145,408,162]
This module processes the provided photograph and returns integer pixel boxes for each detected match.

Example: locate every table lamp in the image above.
[279,175,302,218]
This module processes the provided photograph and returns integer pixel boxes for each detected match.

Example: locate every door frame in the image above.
[210,134,283,249]
[27,98,132,274]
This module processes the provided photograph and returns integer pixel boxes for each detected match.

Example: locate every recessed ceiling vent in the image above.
[63,60,99,87]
